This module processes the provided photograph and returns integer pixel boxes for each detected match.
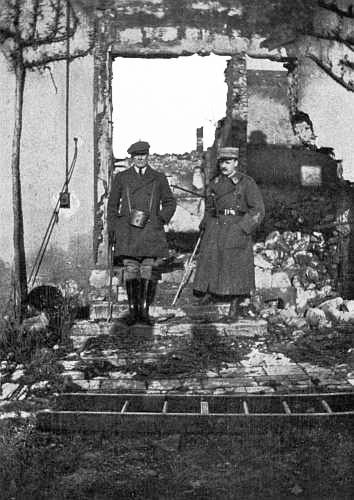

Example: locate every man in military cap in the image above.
[193,147,265,320]
[107,141,176,325]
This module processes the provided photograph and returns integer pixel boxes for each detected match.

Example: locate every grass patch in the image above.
[0,421,353,499]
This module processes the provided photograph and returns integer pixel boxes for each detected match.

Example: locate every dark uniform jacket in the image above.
[193,173,265,296]
[107,165,176,258]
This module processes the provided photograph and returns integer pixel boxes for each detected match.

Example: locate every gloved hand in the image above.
[157,216,165,229]
[199,218,207,232]
[108,231,116,246]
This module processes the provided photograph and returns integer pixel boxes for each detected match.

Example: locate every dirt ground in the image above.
[0,417,353,500]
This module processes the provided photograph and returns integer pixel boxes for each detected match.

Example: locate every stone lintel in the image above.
[112,28,248,56]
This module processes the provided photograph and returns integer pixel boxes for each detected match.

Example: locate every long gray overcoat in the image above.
[193,173,265,296]
[107,165,176,258]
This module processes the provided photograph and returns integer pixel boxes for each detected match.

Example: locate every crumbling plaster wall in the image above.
[248,70,296,146]
[297,57,354,182]
[0,12,95,268]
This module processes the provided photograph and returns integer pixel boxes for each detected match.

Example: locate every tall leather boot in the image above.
[228,296,240,321]
[123,279,140,326]
[139,279,155,325]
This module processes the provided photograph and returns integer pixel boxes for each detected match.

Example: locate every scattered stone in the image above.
[109,371,136,379]
[305,308,327,328]
[16,385,29,400]
[255,267,272,289]
[0,383,19,400]
[11,369,25,383]
[264,231,281,249]
[271,272,292,289]
[31,380,50,391]
[213,388,226,395]
[318,297,343,312]
[65,352,80,360]
[0,411,31,420]
[344,300,354,312]
[59,370,84,381]
[21,312,49,333]
[60,360,81,371]
[254,253,273,270]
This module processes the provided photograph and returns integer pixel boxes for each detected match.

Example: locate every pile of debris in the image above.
[253,230,353,329]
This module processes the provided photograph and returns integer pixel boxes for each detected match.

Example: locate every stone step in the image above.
[70,318,268,350]
[90,302,231,321]
[61,377,275,394]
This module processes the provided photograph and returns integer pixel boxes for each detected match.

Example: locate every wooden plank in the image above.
[121,400,129,413]
[200,401,209,415]
[321,399,333,414]
[243,401,249,415]
[36,410,354,434]
[282,401,291,415]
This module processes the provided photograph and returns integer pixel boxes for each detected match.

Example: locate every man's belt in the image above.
[216,208,244,216]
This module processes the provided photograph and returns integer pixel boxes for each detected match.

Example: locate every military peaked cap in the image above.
[127,141,150,156]
[217,147,239,160]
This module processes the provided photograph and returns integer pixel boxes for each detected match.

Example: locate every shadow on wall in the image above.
[249,130,268,145]
[27,233,93,289]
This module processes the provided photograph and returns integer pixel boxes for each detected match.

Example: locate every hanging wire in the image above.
[27,0,75,289]
[28,138,78,289]
[65,0,70,192]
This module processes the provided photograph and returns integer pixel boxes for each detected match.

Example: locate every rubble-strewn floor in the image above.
[61,320,353,396]
[58,277,354,397]
[1,278,354,409]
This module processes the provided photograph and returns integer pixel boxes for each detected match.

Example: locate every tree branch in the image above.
[308,53,354,91]
[318,0,354,19]
[0,26,16,41]
[47,0,63,39]
[13,0,21,41]
[340,55,354,70]
[22,0,79,48]
[29,0,40,42]
[24,39,94,69]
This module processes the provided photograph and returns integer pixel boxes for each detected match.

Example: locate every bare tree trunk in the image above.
[11,54,27,321]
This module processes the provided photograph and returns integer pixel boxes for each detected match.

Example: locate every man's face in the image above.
[219,158,239,177]
[132,153,148,168]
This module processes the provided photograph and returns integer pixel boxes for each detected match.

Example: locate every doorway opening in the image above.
[112,54,229,158]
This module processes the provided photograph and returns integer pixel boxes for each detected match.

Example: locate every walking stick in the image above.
[172,233,202,306]
[107,242,114,322]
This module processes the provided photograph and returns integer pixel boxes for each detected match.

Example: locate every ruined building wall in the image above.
[297,58,354,182]
[248,70,296,147]
[1,0,353,281]
[0,52,95,269]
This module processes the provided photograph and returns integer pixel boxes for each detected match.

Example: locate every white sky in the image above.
[112,54,285,158]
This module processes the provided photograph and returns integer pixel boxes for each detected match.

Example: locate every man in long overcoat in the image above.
[193,147,265,320]
[107,141,176,325]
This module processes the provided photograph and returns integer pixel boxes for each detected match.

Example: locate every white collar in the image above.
[134,166,147,175]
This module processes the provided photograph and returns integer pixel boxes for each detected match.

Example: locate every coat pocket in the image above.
[224,223,249,249]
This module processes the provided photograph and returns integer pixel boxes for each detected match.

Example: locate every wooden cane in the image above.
[172,234,202,306]
[107,242,114,322]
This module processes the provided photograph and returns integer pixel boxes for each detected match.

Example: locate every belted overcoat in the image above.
[107,165,176,258]
[193,173,265,296]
